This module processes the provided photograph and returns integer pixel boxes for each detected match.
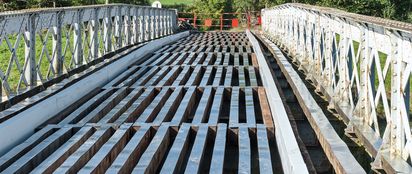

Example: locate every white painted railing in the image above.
[262,3,412,173]
[0,4,177,100]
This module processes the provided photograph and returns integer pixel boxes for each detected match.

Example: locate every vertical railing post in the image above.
[90,8,99,60]
[356,24,371,121]
[24,13,37,87]
[52,11,63,75]
[74,10,83,67]
[166,10,171,35]
[388,30,403,158]
[132,7,139,44]
[138,7,144,42]
[150,8,154,40]
[124,6,131,46]
[160,9,164,37]
[145,7,149,41]
[154,8,159,38]
[171,9,177,34]
[114,6,123,49]
[103,6,112,53]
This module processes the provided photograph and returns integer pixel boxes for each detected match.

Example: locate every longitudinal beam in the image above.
[258,32,366,174]
[246,30,308,174]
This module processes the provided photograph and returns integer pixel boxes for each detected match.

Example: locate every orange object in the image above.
[232,19,239,27]
[258,16,262,25]
[205,19,212,27]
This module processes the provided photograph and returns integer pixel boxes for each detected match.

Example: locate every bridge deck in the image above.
[0,32,287,173]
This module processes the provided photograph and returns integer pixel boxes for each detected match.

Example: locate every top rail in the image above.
[0,4,177,103]
[262,3,412,173]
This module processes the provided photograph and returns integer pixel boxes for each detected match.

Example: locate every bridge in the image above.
[0,3,410,174]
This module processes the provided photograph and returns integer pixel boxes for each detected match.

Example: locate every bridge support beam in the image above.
[246,30,309,174]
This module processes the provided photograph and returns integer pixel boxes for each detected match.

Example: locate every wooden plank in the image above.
[161,53,180,66]
[243,53,249,66]
[209,124,227,174]
[192,52,206,65]
[159,124,191,174]
[207,87,224,124]
[229,87,239,127]
[106,125,151,173]
[114,87,156,124]
[258,88,274,129]
[234,53,240,66]
[130,66,160,88]
[192,87,213,124]
[224,66,233,87]
[133,125,170,174]
[117,67,150,87]
[0,126,55,171]
[153,87,184,124]
[98,88,144,124]
[145,66,170,86]
[214,52,223,65]
[78,88,128,124]
[135,88,171,123]
[2,127,72,173]
[171,53,188,65]
[58,89,115,125]
[184,66,202,86]
[164,45,179,53]
[171,66,191,86]
[156,66,180,86]
[184,125,209,174]
[139,53,163,66]
[245,87,256,126]
[155,45,171,54]
[183,52,197,65]
[199,66,213,86]
[170,87,196,125]
[196,45,206,53]
[238,66,246,87]
[238,126,251,174]
[205,45,214,52]
[246,45,252,53]
[238,45,244,53]
[257,124,274,174]
[31,127,94,173]
[150,52,172,66]
[212,66,223,86]
[223,53,230,66]
[251,53,259,67]
[230,45,235,53]
[222,45,228,52]
[202,53,214,65]
[188,45,198,52]
[248,66,258,86]
[79,125,131,174]
[53,127,113,173]
[214,45,221,52]
[103,66,139,88]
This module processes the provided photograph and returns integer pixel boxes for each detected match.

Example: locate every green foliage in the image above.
[269,0,412,23]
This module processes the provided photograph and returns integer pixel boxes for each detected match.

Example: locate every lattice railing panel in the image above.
[0,4,177,100]
[262,3,412,172]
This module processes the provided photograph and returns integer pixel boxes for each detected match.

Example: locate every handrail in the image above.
[262,3,412,173]
[0,4,177,102]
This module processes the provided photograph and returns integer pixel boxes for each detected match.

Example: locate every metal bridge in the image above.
[0,3,411,174]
